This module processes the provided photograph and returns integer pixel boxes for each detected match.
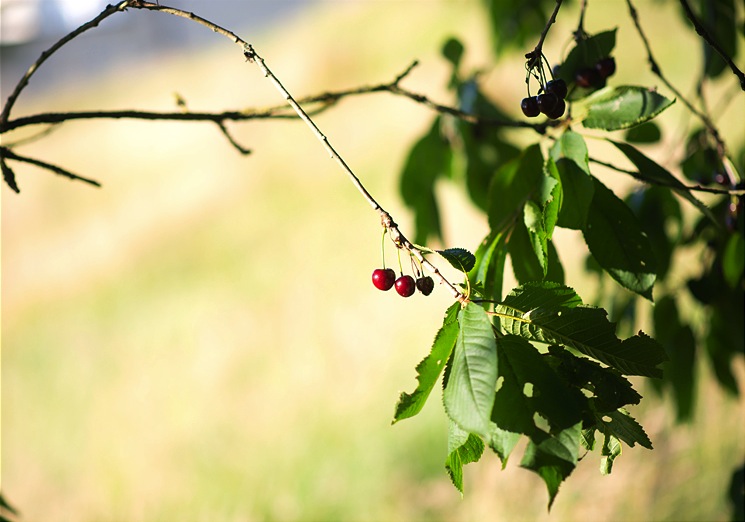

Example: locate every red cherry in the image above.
[394,275,416,297]
[372,268,396,291]
[416,276,435,296]
[520,96,540,117]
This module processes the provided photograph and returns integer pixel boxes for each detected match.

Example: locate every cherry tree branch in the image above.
[625,0,733,179]
[678,0,745,90]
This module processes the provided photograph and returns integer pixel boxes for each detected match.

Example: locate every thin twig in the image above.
[526,0,565,65]
[123,1,468,301]
[625,0,732,177]
[0,146,101,187]
[589,156,744,195]
[678,0,745,90]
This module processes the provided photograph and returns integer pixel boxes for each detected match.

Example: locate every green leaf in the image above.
[488,144,544,232]
[486,425,521,466]
[443,302,498,437]
[393,303,460,423]
[520,422,582,509]
[469,231,508,303]
[594,409,653,449]
[599,433,622,475]
[445,421,485,494]
[399,117,451,244]
[508,214,545,283]
[611,140,717,223]
[496,282,666,377]
[549,131,594,230]
[575,86,674,131]
[441,37,464,68]
[438,247,476,273]
[624,121,662,144]
[653,295,697,422]
[723,233,745,289]
[483,0,548,55]
[491,336,584,436]
[698,0,738,79]
[583,178,657,300]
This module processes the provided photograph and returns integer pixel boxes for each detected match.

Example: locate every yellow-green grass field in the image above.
[2,2,743,521]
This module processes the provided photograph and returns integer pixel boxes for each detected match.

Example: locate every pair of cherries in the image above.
[372,268,434,297]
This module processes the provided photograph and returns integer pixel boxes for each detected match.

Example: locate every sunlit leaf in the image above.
[443,302,498,436]
[549,131,594,230]
[438,247,476,273]
[445,421,485,494]
[575,86,674,130]
[393,303,460,423]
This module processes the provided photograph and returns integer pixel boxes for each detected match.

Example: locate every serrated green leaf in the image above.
[583,178,657,300]
[520,422,582,509]
[443,302,498,436]
[438,247,476,273]
[487,425,521,466]
[496,282,666,377]
[599,433,622,475]
[611,140,717,223]
[491,336,584,435]
[393,303,460,423]
[595,409,653,449]
[575,86,674,130]
[549,131,594,230]
[581,428,597,451]
[469,231,508,303]
[445,421,485,494]
[400,117,451,244]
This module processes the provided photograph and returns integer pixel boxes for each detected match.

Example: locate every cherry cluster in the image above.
[372,268,434,297]
[574,56,616,89]
[521,78,568,119]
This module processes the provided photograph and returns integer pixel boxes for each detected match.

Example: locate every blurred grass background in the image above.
[2,1,744,521]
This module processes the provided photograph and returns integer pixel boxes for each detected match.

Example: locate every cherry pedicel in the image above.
[372,268,396,291]
[394,275,416,297]
[416,276,435,296]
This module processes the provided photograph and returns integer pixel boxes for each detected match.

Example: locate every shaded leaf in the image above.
[556,30,617,101]
[400,117,451,244]
[624,121,662,144]
[491,335,585,435]
[611,140,717,223]
[520,422,582,509]
[488,144,544,232]
[393,303,460,423]
[438,247,476,273]
[496,282,666,377]
[583,178,657,300]
[575,86,674,131]
[443,302,498,436]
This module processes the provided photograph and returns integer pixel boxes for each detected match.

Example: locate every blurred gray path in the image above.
[0,0,312,100]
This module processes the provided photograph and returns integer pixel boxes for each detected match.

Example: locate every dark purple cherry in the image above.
[545,79,568,100]
[372,268,396,291]
[544,98,566,119]
[394,275,416,297]
[575,67,601,88]
[416,276,435,296]
[595,56,616,79]
[520,96,540,117]
[537,92,559,115]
